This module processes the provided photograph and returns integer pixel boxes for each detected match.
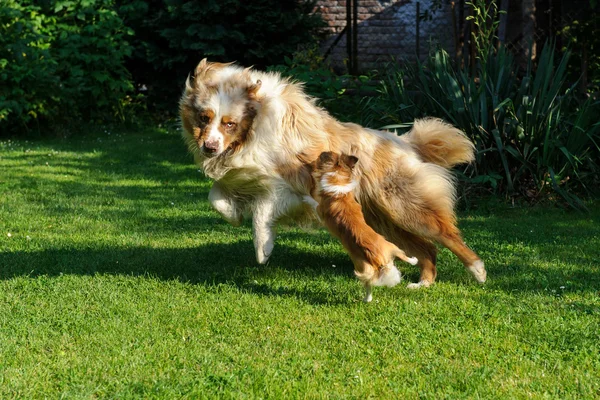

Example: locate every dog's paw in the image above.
[256,250,271,265]
[224,213,243,227]
[467,260,487,283]
[406,256,418,266]
[406,280,433,289]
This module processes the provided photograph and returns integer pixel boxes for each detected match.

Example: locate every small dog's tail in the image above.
[391,246,418,266]
[355,264,401,288]
[402,118,475,169]
[371,264,402,288]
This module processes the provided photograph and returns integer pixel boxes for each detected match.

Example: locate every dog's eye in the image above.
[224,121,236,129]
[198,115,210,124]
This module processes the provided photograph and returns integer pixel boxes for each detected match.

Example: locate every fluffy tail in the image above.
[392,246,418,266]
[354,264,401,288]
[402,118,475,168]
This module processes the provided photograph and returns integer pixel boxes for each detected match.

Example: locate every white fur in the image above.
[406,280,433,289]
[302,195,319,211]
[205,125,225,152]
[467,260,487,283]
[208,182,243,226]
[363,288,373,303]
[320,174,358,196]
[406,257,418,266]
[372,265,401,287]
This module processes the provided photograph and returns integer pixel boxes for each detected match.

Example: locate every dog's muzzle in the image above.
[202,139,220,156]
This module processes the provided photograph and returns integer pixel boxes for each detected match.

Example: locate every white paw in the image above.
[406,256,418,265]
[406,280,432,289]
[256,250,271,265]
[224,213,243,227]
[467,260,487,283]
[363,286,373,303]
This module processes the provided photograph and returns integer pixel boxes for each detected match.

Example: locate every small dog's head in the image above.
[180,59,261,158]
[312,151,359,195]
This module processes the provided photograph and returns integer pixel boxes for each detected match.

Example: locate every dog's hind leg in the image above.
[434,221,486,284]
[405,211,486,284]
[392,231,439,289]
[363,207,439,289]
[209,182,243,226]
[252,199,277,265]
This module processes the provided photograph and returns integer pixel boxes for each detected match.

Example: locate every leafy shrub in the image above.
[561,10,600,95]
[269,46,377,123]
[367,43,600,208]
[0,2,59,130]
[118,0,325,114]
[0,0,134,135]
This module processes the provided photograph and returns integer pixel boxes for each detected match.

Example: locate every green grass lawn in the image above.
[1,127,599,399]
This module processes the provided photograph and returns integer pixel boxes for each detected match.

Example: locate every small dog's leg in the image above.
[252,200,277,265]
[466,260,487,283]
[363,284,373,303]
[406,280,433,289]
[208,182,243,226]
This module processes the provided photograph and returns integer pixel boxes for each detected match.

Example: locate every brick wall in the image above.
[316,0,456,71]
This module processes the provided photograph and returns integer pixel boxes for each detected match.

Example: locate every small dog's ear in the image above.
[341,154,359,169]
[318,151,335,165]
[247,80,262,100]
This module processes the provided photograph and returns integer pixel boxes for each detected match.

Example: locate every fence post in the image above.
[346,0,353,72]
[352,0,359,74]
[416,2,420,60]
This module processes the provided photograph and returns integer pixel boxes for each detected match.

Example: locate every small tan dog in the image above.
[305,152,418,302]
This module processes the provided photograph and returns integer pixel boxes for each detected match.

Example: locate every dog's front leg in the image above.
[208,182,243,227]
[252,199,277,265]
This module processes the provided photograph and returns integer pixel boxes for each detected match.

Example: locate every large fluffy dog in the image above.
[180,59,486,287]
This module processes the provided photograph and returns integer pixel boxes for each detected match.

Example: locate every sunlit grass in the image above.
[0,129,599,398]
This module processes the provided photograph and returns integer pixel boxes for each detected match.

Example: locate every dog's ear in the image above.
[194,58,209,79]
[247,80,262,100]
[318,151,335,165]
[341,154,359,169]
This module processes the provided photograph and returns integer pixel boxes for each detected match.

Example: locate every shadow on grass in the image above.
[3,131,599,300]
[2,217,599,305]
[0,236,357,305]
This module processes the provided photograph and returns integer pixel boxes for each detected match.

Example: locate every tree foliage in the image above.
[0,0,324,135]
[0,0,133,134]
[117,0,324,112]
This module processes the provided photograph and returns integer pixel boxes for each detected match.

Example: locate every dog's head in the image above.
[312,151,359,195]
[180,59,261,158]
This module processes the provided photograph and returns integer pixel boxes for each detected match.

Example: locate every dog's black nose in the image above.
[204,140,219,153]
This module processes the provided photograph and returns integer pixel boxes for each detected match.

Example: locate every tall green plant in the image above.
[367,42,599,208]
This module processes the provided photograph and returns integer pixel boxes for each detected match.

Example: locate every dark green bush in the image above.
[0,0,134,135]
[268,47,376,123]
[118,0,325,113]
[0,2,59,130]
